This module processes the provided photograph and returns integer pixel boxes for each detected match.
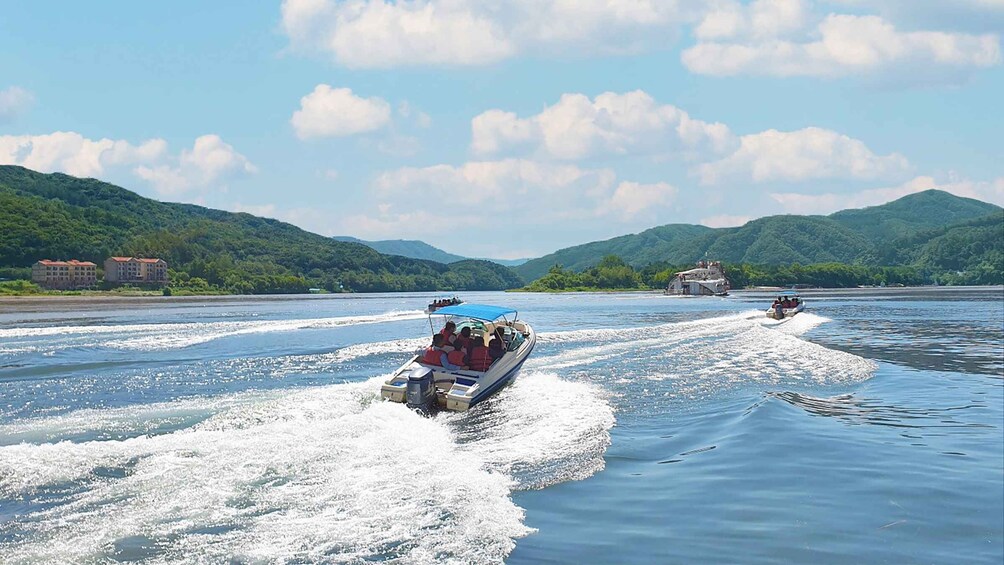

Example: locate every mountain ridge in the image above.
[514,190,1002,281]
[332,236,528,266]
[0,166,524,292]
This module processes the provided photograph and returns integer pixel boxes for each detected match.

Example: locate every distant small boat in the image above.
[766,290,805,319]
[666,260,730,296]
[426,296,462,313]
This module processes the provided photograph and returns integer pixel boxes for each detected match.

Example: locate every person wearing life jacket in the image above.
[454,326,472,350]
[421,334,467,370]
[439,321,457,346]
[421,334,448,366]
[447,344,469,370]
[467,339,494,371]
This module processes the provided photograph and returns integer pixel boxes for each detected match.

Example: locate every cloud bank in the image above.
[0,132,255,199]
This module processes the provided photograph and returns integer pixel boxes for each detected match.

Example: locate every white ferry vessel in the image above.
[666,260,730,296]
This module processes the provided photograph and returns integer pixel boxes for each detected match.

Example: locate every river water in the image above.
[0,287,1001,564]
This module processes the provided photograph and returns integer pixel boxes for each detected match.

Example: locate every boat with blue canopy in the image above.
[380,303,536,412]
[766,290,805,319]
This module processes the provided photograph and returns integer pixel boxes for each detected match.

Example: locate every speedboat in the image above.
[381,303,536,412]
[766,290,805,319]
[426,296,463,313]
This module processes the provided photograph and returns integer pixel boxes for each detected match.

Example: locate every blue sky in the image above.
[1,0,1002,259]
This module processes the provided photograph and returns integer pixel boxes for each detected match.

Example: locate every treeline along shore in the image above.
[1,165,1001,297]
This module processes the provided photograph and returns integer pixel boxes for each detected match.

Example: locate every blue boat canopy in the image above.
[777,290,800,296]
[432,303,517,321]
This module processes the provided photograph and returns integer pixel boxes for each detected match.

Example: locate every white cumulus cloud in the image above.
[769,174,1004,214]
[343,159,682,255]
[291,85,392,139]
[697,127,910,185]
[606,181,679,220]
[694,0,808,41]
[700,214,753,228]
[0,86,34,122]
[472,90,735,161]
[683,6,1001,81]
[0,132,166,178]
[280,0,695,68]
[135,135,257,196]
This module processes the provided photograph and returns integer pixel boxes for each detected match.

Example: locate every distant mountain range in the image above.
[513,190,1003,281]
[1,164,1000,291]
[0,166,523,292]
[332,236,528,266]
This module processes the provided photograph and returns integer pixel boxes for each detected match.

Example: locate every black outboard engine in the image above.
[406,366,436,413]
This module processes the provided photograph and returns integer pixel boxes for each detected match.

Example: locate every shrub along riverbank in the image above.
[517,255,991,292]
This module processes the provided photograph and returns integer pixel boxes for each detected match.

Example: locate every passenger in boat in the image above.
[467,340,494,371]
[489,327,507,360]
[439,321,457,345]
[774,303,784,318]
[421,334,448,366]
[447,344,469,370]
[454,326,472,350]
[422,334,466,370]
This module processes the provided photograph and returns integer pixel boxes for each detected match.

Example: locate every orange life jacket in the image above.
[468,347,493,371]
[421,347,443,366]
[447,349,466,367]
[454,335,470,350]
[439,328,455,344]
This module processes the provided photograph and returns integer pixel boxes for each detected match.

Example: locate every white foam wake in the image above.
[0,379,535,563]
[0,310,426,352]
[0,370,617,564]
[528,310,874,404]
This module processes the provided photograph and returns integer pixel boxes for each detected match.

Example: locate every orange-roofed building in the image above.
[104,257,168,284]
[31,260,98,289]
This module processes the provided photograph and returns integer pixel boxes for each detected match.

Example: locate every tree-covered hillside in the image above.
[516,224,713,280]
[0,166,524,293]
[829,190,999,242]
[515,190,1003,282]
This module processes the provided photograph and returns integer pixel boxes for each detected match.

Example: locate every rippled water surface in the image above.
[1,287,1001,563]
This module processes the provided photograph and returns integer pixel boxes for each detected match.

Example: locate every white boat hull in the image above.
[381,324,536,411]
[766,303,805,319]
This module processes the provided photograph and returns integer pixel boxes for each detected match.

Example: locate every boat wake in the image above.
[0,310,428,353]
[530,310,873,411]
[0,373,614,563]
[0,308,870,563]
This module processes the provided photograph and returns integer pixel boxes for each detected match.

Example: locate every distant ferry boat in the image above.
[665,261,730,296]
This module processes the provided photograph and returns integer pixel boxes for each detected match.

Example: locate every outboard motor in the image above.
[405,366,436,413]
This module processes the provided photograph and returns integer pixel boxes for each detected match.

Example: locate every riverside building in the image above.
[31,260,98,289]
[104,257,169,284]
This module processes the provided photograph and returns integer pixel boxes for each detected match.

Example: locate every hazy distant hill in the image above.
[0,166,524,292]
[515,190,1002,281]
[333,236,528,266]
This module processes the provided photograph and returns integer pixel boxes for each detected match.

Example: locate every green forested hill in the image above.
[0,166,523,292]
[515,190,1003,282]
[701,216,874,264]
[515,224,713,280]
[829,190,999,242]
